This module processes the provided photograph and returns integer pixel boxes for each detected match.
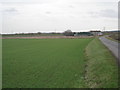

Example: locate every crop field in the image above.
[3,38,93,88]
[2,38,118,88]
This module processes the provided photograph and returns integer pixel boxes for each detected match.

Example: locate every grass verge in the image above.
[84,38,118,88]
[105,36,120,43]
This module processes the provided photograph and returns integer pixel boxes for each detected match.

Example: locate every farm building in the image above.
[90,31,103,36]
[74,32,93,36]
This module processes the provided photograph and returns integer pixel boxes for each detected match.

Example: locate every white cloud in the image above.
[1,0,118,34]
[0,3,2,34]
[0,0,119,3]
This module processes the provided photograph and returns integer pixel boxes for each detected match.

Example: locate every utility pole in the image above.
[103,27,106,32]
[11,30,13,34]
[55,29,56,33]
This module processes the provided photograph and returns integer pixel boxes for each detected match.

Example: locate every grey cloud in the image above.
[100,9,117,18]
[3,8,19,16]
[45,11,52,14]
[88,9,117,18]
[3,8,18,13]
[1,0,57,4]
[88,12,100,18]
[68,5,74,8]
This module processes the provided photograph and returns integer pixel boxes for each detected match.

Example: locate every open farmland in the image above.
[3,38,93,88]
[2,38,118,88]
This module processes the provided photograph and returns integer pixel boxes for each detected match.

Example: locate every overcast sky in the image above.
[0,0,119,34]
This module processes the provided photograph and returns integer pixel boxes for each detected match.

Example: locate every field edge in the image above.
[84,38,118,88]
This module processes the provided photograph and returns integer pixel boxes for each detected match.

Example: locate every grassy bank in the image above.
[85,38,118,88]
[105,36,120,43]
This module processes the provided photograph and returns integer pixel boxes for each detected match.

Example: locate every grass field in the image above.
[2,38,118,88]
[3,38,93,88]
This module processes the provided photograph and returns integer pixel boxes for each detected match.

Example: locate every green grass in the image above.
[3,38,93,88]
[85,38,118,88]
[2,38,118,88]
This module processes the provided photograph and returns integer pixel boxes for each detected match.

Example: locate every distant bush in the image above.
[109,32,120,41]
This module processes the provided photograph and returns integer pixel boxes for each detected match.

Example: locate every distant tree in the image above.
[63,30,74,36]
[51,32,56,34]
[37,32,41,34]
